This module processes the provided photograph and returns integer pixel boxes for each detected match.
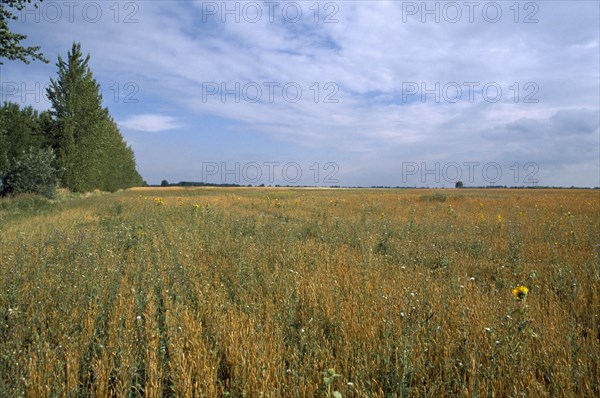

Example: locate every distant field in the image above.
[0,188,598,397]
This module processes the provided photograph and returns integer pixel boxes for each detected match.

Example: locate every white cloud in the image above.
[118,114,180,133]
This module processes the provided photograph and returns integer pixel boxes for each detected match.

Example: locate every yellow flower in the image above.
[497,214,502,223]
[512,286,529,301]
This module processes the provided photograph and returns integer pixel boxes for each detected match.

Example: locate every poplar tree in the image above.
[46,43,142,192]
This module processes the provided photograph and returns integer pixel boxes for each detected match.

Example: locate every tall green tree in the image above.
[0,0,48,64]
[46,43,142,192]
[101,117,143,190]
[46,43,101,191]
[0,102,56,196]
[0,103,48,159]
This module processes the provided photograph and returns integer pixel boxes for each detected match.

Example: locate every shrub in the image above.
[1,147,60,198]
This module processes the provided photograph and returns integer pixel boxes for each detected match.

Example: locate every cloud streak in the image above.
[118,114,180,133]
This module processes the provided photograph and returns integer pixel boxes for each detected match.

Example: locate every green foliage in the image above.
[0,102,56,197]
[1,146,59,198]
[46,43,143,192]
[322,368,343,398]
[1,43,142,195]
[455,181,464,188]
[0,102,50,160]
[0,0,48,64]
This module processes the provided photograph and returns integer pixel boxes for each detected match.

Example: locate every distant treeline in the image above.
[154,181,251,188]
[152,182,599,189]
[154,181,335,188]
[0,43,143,198]
[365,185,600,189]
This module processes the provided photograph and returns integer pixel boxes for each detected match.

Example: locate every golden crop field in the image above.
[0,188,598,397]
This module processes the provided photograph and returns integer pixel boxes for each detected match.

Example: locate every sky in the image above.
[1,0,599,187]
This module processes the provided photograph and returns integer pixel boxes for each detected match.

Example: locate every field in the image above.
[0,188,598,397]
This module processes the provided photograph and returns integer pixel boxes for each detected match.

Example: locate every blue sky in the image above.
[1,1,599,187]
